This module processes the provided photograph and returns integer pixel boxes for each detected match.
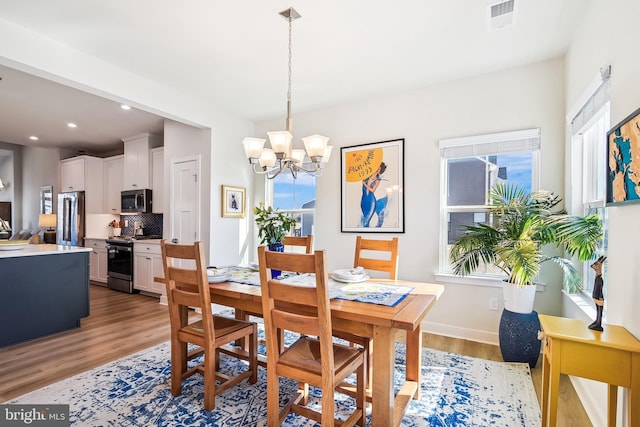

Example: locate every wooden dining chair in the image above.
[236,234,313,354]
[258,245,366,427]
[353,236,399,279]
[283,234,314,254]
[160,240,258,411]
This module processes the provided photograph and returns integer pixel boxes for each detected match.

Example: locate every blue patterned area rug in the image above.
[10,335,540,426]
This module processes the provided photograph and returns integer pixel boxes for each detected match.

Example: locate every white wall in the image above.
[564,1,640,425]
[255,57,567,343]
[21,146,59,229]
[0,142,22,227]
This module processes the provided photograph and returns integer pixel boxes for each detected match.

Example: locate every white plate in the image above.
[207,268,227,277]
[208,274,230,283]
[0,240,29,251]
[248,262,259,271]
[331,274,370,284]
[333,268,367,282]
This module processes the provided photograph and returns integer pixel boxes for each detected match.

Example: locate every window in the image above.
[439,129,540,275]
[271,171,316,237]
[571,96,609,296]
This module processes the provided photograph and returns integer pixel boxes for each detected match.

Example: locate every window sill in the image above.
[562,290,597,321]
[434,273,546,292]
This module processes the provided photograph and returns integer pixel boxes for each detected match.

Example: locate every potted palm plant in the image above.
[449,183,603,366]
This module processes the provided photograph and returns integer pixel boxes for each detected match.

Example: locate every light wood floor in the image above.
[0,284,591,426]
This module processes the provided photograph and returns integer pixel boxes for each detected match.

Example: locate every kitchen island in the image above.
[0,244,92,347]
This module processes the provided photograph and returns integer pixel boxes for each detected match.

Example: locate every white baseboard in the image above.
[423,320,499,346]
[569,377,606,427]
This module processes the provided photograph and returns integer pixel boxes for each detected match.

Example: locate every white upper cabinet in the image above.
[151,147,164,213]
[103,155,124,214]
[122,133,162,190]
[59,155,103,214]
[59,157,86,192]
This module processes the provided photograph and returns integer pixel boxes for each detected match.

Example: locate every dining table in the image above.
[156,268,444,427]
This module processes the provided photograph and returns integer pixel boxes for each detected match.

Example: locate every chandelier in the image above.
[241,7,333,180]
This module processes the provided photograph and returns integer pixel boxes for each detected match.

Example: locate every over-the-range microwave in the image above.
[121,189,152,213]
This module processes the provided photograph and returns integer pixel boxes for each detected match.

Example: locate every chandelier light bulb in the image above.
[291,149,306,166]
[259,149,277,168]
[321,145,334,163]
[267,131,292,156]
[242,137,266,159]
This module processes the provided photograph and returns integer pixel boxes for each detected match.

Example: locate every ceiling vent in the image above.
[488,0,516,31]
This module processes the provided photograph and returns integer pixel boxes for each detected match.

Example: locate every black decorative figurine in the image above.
[588,256,607,331]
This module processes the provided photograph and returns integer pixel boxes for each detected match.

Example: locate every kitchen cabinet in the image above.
[85,238,108,284]
[151,147,164,213]
[133,241,165,295]
[60,157,85,191]
[122,133,162,190]
[103,155,124,214]
[59,156,104,214]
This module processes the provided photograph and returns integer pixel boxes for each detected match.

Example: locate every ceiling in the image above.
[0,0,590,155]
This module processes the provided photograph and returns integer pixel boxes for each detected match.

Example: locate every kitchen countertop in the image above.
[84,237,164,243]
[0,244,92,259]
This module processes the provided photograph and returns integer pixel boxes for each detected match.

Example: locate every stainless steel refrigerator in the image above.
[57,191,85,246]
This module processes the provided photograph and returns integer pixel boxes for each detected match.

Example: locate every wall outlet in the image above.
[489,297,499,311]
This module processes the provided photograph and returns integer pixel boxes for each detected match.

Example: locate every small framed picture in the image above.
[221,185,246,218]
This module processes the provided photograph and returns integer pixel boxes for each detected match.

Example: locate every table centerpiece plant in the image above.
[253,203,296,249]
[254,204,296,279]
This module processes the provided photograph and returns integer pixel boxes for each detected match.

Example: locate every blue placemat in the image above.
[279,273,413,307]
[223,266,260,286]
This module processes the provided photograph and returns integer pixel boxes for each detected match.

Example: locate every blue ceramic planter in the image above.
[498,309,541,368]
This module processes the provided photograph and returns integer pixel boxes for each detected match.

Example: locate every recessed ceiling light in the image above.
[29,136,39,141]
[67,122,77,128]
[120,104,131,110]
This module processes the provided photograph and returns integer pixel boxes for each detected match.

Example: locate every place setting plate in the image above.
[0,240,29,251]
[207,268,230,283]
[331,267,369,283]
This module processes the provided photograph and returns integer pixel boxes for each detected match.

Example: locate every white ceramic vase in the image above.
[502,282,536,314]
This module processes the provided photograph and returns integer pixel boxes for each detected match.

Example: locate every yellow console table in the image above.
[539,314,640,427]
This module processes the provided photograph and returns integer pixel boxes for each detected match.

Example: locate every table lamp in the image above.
[39,213,57,244]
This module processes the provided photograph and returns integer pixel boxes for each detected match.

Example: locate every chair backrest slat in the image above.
[272,309,321,336]
[283,235,313,254]
[269,281,318,306]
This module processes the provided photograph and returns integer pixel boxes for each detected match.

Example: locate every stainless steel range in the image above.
[106,235,163,293]
[106,238,136,293]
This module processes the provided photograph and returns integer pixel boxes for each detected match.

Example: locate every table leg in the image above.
[607,384,617,427]
[371,325,394,427]
[234,309,248,349]
[405,326,422,399]
[548,340,562,427]
[630,353,640,427]
[541,343,550,427]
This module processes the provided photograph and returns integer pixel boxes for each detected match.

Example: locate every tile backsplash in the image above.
[119,213,163,237]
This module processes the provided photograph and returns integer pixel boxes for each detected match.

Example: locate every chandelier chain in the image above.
[286,15,293,132]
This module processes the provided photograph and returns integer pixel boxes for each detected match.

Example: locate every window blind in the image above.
[440,128,541,159]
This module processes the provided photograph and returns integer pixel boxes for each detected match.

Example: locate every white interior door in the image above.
[170,158,199,245]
